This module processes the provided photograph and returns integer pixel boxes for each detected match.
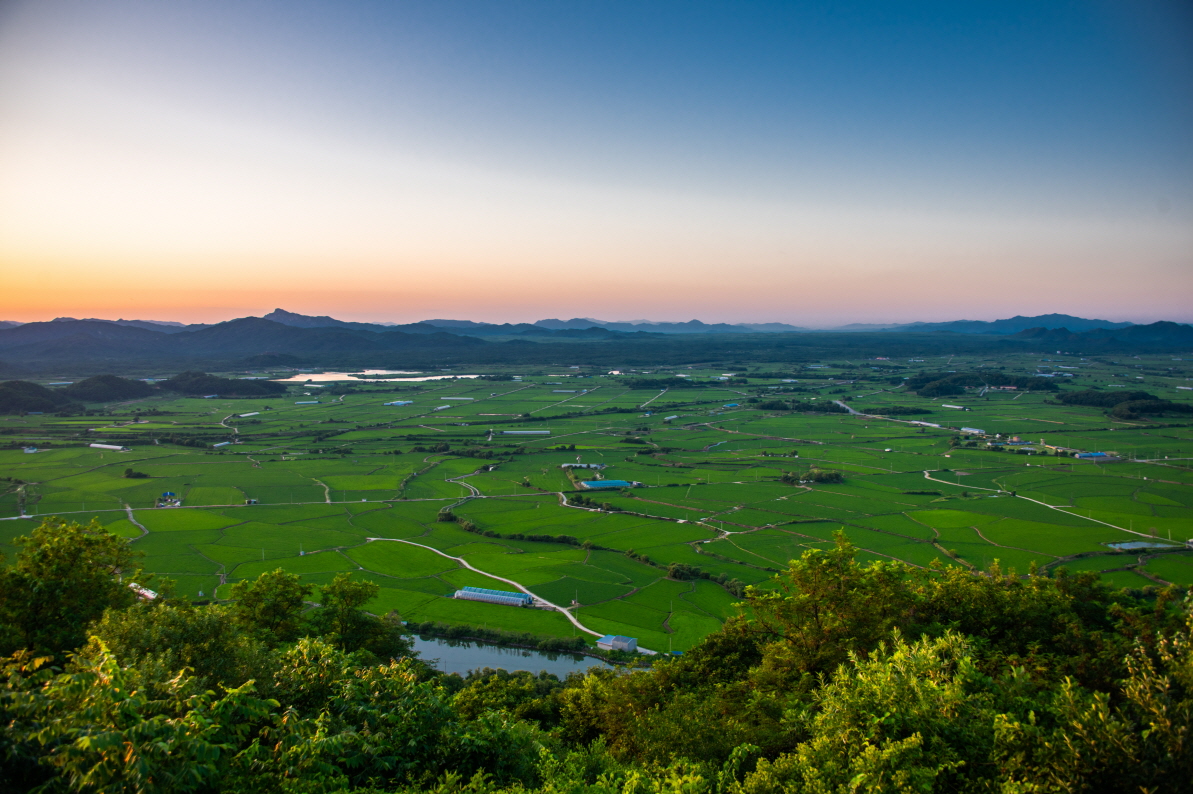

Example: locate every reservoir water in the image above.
[273,370,480,383]
[411,636,611,677]
[1106,541,1180,551]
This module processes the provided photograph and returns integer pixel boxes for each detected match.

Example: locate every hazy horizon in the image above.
[0,307,1174,329]
[1,1,1190,325]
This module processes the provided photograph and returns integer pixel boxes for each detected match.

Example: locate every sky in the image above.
[0,0,1190,327]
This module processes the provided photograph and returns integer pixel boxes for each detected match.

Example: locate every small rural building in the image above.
[453,586,533,607]
[596,635,638,652]
[89,443,129,452]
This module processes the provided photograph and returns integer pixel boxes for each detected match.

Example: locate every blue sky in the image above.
[0,0,1189,324]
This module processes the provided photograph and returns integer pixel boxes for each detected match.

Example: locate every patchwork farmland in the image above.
[3,352,1192,651]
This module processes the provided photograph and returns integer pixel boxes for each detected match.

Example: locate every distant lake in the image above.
[411,636,611,677]
[273,370,480,383]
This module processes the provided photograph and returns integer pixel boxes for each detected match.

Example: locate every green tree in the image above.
[744,534,917,684]
[735,632,988,794]
[0,518,146,658]
[311,573,379,652]
[228,567,313,644]
[308,573,414,660]
[83,601,272,694]
[2,644,274,794]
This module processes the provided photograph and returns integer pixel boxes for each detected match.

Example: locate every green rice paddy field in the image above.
[2,352,1192,651]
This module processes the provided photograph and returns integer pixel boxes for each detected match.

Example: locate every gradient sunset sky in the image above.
[0,1,1190,326]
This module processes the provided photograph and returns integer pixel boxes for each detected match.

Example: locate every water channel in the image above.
[411,636,612,677]
[272,370,480,383]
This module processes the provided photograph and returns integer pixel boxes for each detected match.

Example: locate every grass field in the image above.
[3,352,1192,651]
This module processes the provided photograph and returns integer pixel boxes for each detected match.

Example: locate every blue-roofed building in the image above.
[580,479,636,489]
[454,586,533,607]
[596,635,638,652]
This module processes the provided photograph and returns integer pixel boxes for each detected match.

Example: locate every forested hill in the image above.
[0,519,1188,793]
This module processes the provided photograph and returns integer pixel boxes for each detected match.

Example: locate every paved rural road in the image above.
[364,536,658,652]
[920,470,1153,539]
[832,400,865,416]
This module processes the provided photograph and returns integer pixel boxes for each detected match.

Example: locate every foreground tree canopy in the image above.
[0,518,1190,793]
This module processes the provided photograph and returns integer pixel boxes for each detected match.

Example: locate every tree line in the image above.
[0,519,1189,793]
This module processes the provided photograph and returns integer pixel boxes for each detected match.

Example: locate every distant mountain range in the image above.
[0,310,1188,375]
[1012,321,1193,346]
[0,311,1151,336]
[419,313,1140,335]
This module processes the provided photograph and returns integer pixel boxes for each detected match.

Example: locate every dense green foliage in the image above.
[1,520,1190,793]
[910,372,1058,397]
[0,519,146,659]
[161,371,287,397]
[0,381,77,415]
[1057,389,1157,407]
[62,375,154,403]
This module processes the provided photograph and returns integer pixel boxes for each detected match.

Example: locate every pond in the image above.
[411,636,612,677]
